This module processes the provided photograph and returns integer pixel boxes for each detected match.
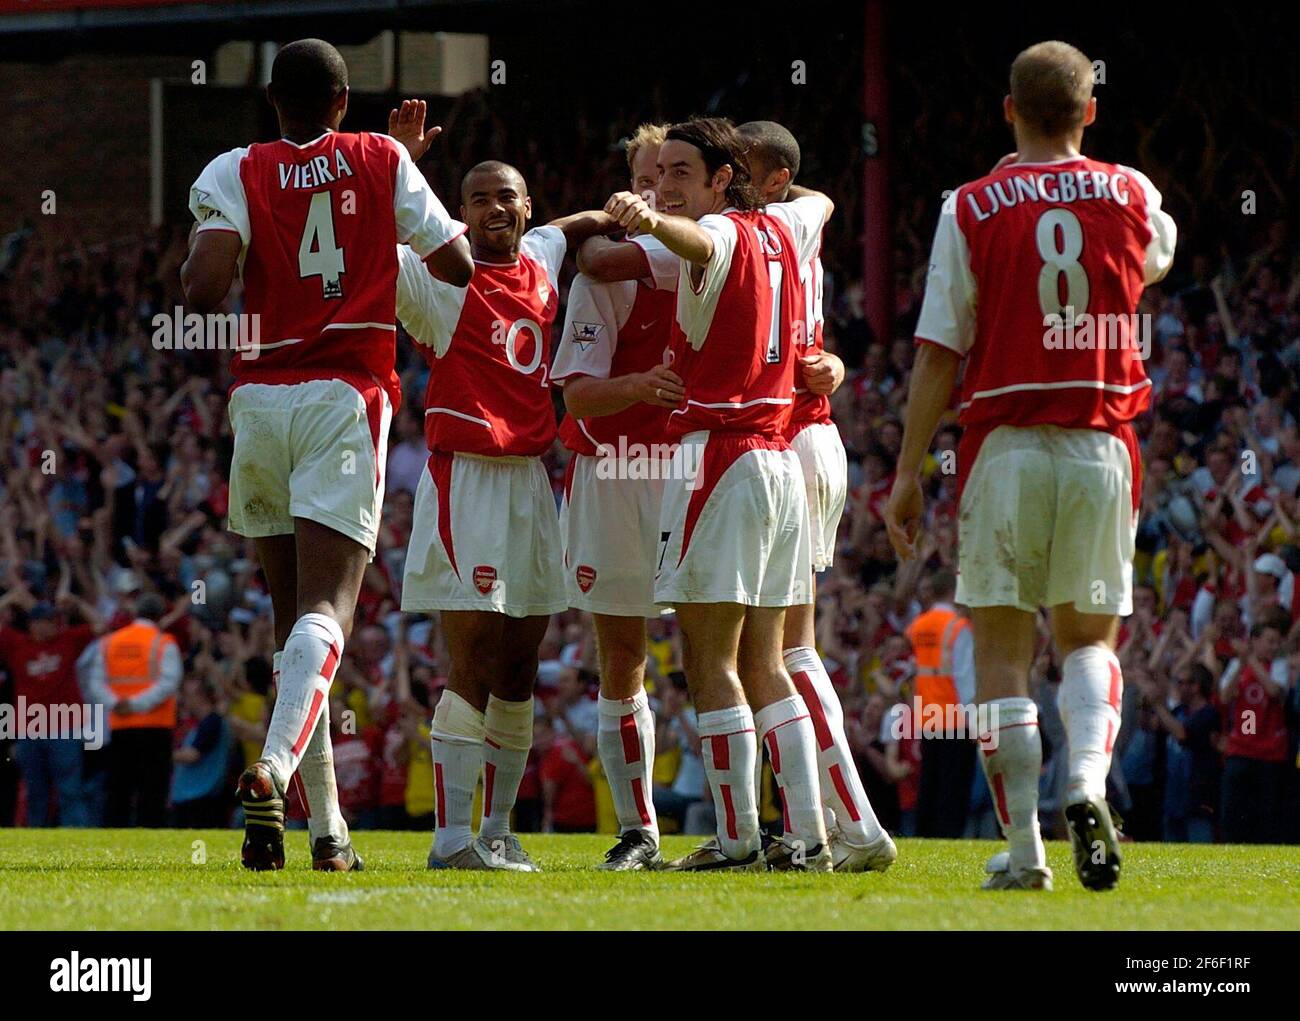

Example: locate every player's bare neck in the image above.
[471,242,520,265]
[1013,131,1084,165]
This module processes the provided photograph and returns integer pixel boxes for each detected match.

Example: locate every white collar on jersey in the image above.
[279,132,331,149]
[1004,154,1087,167]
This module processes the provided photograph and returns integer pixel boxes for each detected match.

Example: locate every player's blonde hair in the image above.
[625,123,669,173]
[1010,41,1094,138]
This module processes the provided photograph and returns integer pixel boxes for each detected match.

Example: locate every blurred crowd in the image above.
[2,29,1300,842]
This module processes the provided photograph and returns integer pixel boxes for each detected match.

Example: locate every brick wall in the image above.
[0,54,196,243]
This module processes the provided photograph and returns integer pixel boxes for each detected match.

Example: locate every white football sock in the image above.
[786,646,885,845]
[597,692,658,841]
[272,651,347,845]
[978,697,1045,870]
[1059,646,1123,805]
[698,704,760,860]
[479,695,533,842]
[431,690,486,858]
[262,613,343,792]
[755,695,827,851]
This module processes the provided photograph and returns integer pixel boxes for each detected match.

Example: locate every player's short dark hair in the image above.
[737,120,801,181]
[461,160,528,202]
[665,116,762,211]
[1010,40,1093,138]
[269,39,349,123]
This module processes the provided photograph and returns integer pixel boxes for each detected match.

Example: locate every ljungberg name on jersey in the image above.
[963,167,1135,221]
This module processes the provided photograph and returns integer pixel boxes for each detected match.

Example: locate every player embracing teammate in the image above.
[604,117,836,870]
[391,132,621,870]
[738,121,897,872]
[885,41,1176,891]
[551,123,682,870]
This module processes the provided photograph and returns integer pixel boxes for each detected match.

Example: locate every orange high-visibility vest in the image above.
[905,606,969,718]
[105,621,178,730]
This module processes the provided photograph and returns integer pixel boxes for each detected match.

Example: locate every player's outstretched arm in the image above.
[786,184,835,224]
[882,340,960,560]
[181,226,242,313]
[425,234,474,287]
[577,236,649,283]
[605,191,713,266]
[547,209,622,249]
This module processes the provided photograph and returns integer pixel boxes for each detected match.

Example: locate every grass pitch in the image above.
[1,829,1297,930]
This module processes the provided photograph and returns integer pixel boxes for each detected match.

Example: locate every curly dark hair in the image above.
[665,116,762,211]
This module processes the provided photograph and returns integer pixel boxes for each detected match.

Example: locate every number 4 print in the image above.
[300,191,345,299]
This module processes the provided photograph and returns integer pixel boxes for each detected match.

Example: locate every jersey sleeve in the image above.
[189,148,251,246]
[521,225,568,289]
[766,195,830,268]
[628,234,680,292]
[551,275,636,384]
[674,213,739,348]
[914,191,977,356]
[394,244,463,357]
[1121,165,1178,286]
[380,135,468,259]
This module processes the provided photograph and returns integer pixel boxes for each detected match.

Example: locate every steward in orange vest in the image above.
[80,594,182,827]
[902,571,977,838]
[907,605,971,721]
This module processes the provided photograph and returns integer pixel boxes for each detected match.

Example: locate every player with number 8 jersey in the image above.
[884,40,1177,894]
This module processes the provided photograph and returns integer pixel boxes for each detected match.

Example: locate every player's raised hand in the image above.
[628,364,685,409]
[800,352,845,395]
[883,473,924,561]
[388,99,442,162]
[605,191,658,234]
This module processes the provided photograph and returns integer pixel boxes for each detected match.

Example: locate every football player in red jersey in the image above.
[605,117,835,871]
[739,120,897,873]
[181,39,472,871]
[550,124,683,870]
[884,41,1176,891]
[389,114,621,870]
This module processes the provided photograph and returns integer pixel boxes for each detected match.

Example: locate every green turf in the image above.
[0,830,1297,930]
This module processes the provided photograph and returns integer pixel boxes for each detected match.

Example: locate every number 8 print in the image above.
[1035,207,1088,320]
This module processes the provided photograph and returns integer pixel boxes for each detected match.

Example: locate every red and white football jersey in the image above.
[552,236,679,455]
[189,131,466,409]
[666,197,827,442]
[787,232,831,437]
[916,156,1176,432]
[396,226,567,457]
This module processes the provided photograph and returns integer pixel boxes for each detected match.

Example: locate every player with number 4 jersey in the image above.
[182,42,472,875]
